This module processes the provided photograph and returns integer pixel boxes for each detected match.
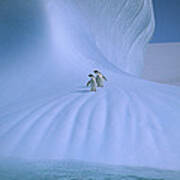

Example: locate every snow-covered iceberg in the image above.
[0,0,180,171]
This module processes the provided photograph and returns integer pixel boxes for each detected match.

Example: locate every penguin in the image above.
[94,70,107,87]
[86,74,97,92]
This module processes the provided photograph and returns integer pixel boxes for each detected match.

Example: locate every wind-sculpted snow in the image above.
[46,0,154,76]
[0,0,180,173]
[75,0,155,76]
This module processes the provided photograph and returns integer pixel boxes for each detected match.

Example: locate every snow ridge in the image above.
[75,0,155,76]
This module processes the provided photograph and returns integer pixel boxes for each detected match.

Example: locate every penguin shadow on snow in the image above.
[77,85,88,89]
[74,89,91,93]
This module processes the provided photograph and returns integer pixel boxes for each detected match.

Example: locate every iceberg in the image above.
[0,0,180,171]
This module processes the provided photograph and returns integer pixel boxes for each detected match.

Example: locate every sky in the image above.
[151,0,180,43]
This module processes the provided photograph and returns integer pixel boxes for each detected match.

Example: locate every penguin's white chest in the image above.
[96,75,104,87]
[91,81,96,87]
[90,78,96,87]
[89,78,97,91]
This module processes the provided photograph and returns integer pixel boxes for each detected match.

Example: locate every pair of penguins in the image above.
[87,70,107,92]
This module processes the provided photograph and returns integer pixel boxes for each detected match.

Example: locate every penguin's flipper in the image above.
[103,75,107,81]
[87,80,91,87]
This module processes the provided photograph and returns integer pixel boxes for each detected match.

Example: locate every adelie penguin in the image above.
[87,74,97,92]
[94,70,107,87]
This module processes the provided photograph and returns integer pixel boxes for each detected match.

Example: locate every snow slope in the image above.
[0,0,180,172]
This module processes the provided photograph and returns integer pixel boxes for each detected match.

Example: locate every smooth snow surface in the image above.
[0,0,180,171]
[143,43,180,85]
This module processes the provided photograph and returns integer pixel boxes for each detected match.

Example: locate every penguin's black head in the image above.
[88,74,94,77]
[94,70,99,74]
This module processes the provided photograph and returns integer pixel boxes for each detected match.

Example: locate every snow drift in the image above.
[0,0,180,171]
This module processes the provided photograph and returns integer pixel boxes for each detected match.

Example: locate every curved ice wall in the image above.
[75,0,155,76]
[46,0,155,76]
